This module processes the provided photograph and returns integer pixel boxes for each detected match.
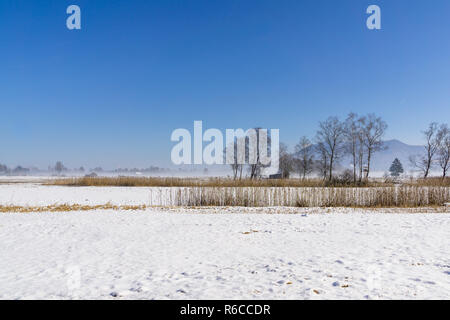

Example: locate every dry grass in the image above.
[48,176,450,188]
[44,177,450,208]
[0,203,148,213]
[404,177,450,187]
[149,186,450,208]
[48,176,390,188]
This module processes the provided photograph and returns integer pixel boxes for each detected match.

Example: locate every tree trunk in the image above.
[329,153,334,181]
[365,149,372,179]
[424,165,430,179]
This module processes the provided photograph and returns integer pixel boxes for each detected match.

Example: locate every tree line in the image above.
[278,113,388,183]
[409,122,450,178]
[231,114,450,181]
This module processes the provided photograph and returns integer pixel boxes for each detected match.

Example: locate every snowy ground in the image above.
[0,182,449,300]
[0,209,449,299]
[0,183,150,206]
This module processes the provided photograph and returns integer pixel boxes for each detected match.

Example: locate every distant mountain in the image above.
[340,139,424,173]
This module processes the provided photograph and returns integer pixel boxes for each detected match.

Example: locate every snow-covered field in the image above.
[0,182,449,300]
[0,183,150,207]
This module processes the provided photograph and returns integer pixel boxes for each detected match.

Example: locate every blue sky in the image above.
[1,0,450,169]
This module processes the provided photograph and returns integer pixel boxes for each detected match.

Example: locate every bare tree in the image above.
[356,117,366,182]
[226,137,245,180]
[230,158,241,180]
[247,128,271,179]
[315,117,345,181]
[294,136,314,179]
[436,124,450,178]
[360,114,387,179]
[344,113,362,183]
[279,143,294,178]
[0,164,8,174]
[231,163,243,180]
[315,142,329,180]
[54,161,65,175]
[248,134,261,179]
[410,122,439,178]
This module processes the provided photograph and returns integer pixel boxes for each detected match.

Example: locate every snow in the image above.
[0,181,449,299]
[1,209,449,300]
[0,183,150,206]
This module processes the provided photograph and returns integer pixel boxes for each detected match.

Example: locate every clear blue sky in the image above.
[1,0,449,169]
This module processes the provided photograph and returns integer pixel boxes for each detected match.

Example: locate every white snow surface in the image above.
[1,209,449,300]
[0,184,150,206]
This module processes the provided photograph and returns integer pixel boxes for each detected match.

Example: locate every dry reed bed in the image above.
[0,204,148,213]
[48,176,389,188]
[149,186,450,207]
[48,176,450,188]
[404,177,450,187]
[47,177,450,207]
